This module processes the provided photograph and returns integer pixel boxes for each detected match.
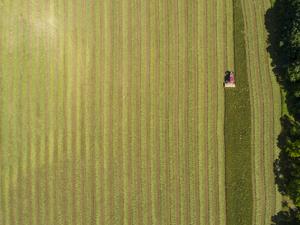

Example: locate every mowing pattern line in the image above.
[0,1,234,225]
[241,1,282,224]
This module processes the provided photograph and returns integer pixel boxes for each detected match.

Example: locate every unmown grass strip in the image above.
[225,1,252,225]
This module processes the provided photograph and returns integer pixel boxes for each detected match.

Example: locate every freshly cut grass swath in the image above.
[0,1,234,225]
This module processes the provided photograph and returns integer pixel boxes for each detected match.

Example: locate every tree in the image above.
[266,0,300,219]
[280,116,300,158]
[271,208,300,225]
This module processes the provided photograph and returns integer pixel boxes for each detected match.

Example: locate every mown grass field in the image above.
[241,0,282,225]
[0,1,234,225]
[225,1,283,225]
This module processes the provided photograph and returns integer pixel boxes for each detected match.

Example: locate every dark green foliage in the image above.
[276,116,300,206]
[288,62,300,83]
[265,0,300,220]
[266,0,300,102]
[279,116,300,158]
[271,207,300,225]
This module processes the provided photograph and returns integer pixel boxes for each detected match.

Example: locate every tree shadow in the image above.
[274,116,295,195]
[265,1,300,222]
[265,0,300,119]
[271,208,300,225]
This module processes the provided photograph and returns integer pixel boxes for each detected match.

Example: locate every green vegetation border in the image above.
[225,0,253,225]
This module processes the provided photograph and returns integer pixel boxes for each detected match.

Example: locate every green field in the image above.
[225,1,252,225]
[0,0,281,225]
[0,1,233,224]
[241,0,282,225]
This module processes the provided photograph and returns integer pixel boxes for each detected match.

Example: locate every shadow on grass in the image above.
[265,1,300,224]
[271,208,300,225]
[274,116,298,195]
[265,0,300,119]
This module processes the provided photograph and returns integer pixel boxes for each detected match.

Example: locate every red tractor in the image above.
[224,71,236,88]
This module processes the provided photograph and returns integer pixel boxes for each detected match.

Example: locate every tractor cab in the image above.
[224,71,236,88]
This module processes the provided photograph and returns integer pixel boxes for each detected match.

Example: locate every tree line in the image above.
[265,0,300,224]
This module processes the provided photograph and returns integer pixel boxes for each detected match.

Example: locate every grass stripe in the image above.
[0,1,4,223]
[178,1,189,224]
[217,0,228,224]
[121,1,131,224]
[207,0,217,224]
[148,1,159,224]
[243,2,267,225]
[140,1,152,224]
[225,1,252,225]
[103,0,113,223]
[241,1,282,224]
[94,1,105,224]
[198,1,210,224]
[168,1,181,224]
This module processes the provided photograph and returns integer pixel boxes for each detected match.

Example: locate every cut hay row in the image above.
[241,0,282,224]
[208,0,219,224]
[0,1,234,225]
[261,0,283,212]
[242,2,267,224]
[198,0,209,223]
[165,2,180,224]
